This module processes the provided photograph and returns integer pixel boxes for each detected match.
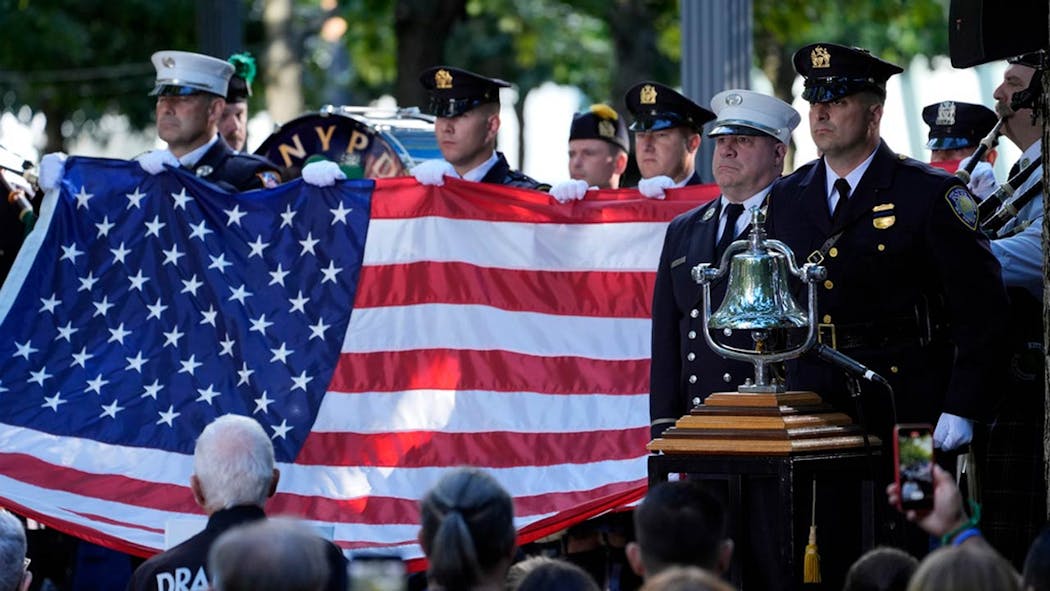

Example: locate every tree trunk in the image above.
[41,101,66,154]
[605,0,676,119]
[263,0,303,125]
[394,0,467,110]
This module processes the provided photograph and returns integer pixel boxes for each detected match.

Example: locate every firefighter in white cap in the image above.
[40,50,280,194]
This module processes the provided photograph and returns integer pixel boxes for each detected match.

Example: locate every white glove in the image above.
[637,175,675,199]
[39,152,68,192]
[959,159,998,201]
[549,179,592,203]
[933,412,973,450]
[410,159,456,186]
[137,150,180,175]
[301,160,347,187]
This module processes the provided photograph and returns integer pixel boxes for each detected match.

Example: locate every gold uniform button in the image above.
[890,366,899,374]
[877,244,886,251]
[822,314,832,324]
[829,247,838,257]
[823,280,834,290]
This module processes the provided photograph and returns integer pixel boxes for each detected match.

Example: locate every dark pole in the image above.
[197,0,244,58]
[681,0,753,183]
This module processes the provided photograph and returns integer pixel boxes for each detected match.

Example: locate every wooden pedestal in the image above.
[648,390,880,455]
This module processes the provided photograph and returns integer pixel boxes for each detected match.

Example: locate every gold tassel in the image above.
[803,479,821,584]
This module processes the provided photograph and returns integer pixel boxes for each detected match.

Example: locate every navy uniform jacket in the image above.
[480,152,550,191]
[191,137,282,193]
[650,197,757,438]
[765,141,1009,430]
[127,505,347,591]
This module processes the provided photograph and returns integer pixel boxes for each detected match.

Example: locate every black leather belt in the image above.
[817,317,925,351]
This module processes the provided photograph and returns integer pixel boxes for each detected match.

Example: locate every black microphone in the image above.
[811,343,889,386]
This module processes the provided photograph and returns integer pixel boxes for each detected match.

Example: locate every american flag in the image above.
[0,157,714,563]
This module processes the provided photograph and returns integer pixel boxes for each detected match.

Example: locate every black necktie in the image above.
[715,203,745,260]
[831,178,850,226]
[1008,158,1023,179]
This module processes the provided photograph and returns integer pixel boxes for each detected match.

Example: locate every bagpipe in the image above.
[0,145,38,236]
[959,50,1046,239]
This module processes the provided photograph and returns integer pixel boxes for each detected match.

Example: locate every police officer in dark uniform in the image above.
[922,100,999,199]
[765,43,1009,464]
[412,66,549,190]
[624,82,714,198]
[138,50,281,192]
[922,100,998,164]
[650,89,801,438]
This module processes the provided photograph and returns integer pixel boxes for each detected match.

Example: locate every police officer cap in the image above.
[793,43,903,103]
[708,89,800,145]
[569,104,630,152]
[226,53,257,103]
[150,50,234,98]
[624,82,715,133]
[1007,51,1045,69]
[922,101,997,151]
[419,66,511,118]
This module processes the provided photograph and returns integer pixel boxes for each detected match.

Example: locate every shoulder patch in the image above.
[944,186,978,230]
[256,170,281,189]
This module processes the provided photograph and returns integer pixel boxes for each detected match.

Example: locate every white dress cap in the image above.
[708,89,801,144]
[150,50,235,97]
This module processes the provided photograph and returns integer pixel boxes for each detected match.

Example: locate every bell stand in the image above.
[648,217,879,456]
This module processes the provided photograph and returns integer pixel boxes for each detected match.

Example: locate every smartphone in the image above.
[348,553,407,591]
[893,423,935,511]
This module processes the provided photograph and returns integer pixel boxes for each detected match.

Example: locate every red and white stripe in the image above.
[0,176,714,565]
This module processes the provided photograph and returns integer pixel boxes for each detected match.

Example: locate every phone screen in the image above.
[349,554,406,591]
[895,424,935,511]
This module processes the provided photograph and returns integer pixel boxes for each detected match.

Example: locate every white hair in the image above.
[0,510,26,591]
[193,415,275,513]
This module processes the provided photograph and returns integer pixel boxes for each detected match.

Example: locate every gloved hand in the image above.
[410,159,456,186]
[549,179,591,203]
[637,175,675,199]
[137,150,180,175]
[959,158,998,201]
[301,160,347,187]
[933,412,973,450]
[39,152,68,192]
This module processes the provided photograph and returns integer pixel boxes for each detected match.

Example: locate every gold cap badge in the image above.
[435,69,453,90]
[640,84,657,105]
[598,119,615,139]
[811,46,831,69]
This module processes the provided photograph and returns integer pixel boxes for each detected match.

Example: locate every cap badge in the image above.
[936,101,956,126]
[640,84,657,105]
[435,69,453,90]
[725,93,743,106]
[162,56,176,68]
[598,119,615,138]
[811,46,831,69]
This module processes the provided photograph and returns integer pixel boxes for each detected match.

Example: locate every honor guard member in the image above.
[922,100,998,199]
[219,52,256,153]
[549,104,630,202]
[625,82,715,199]
[37,52,280,219]
[977,51,1046,568]
[650,90,800,437]
[410,66,549,190]
[138,50,281,191]
[765,43,1009,459]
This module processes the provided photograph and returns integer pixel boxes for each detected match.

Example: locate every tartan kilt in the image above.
[977,288,1047,569]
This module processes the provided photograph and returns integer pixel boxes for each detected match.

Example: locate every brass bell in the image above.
[709,249,809,331]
